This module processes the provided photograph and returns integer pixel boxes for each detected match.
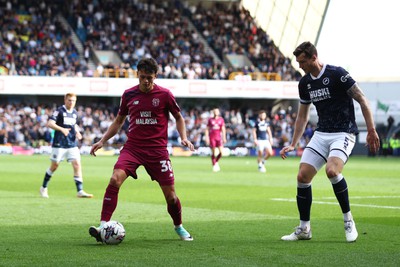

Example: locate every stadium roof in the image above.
[242,0,329,76]
[242,0,400,82]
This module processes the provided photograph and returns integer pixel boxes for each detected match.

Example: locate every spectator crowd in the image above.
[1,0,301,81]
[0,102,312,153]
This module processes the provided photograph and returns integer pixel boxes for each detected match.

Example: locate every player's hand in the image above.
[205,138,210,146]
[366,129,380,154]
[181,139,195,151]
[90,141,104,156]
[61,128,70,136]
[76,131,83,140]
[280,145,295,159]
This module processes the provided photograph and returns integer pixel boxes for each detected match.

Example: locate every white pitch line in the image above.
[271,198,400,210]
[319,196,400,200]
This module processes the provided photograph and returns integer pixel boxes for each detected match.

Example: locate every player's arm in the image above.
[252,127,258,145]
[280,103,310,159]
[221,123,227,144]
[267,126,273,145]
[90,114,126,156]
[172,112,194,151]
[74,124,82,140]
[47,119,70,137]
[347,83,380,153]
[204,124,210,145]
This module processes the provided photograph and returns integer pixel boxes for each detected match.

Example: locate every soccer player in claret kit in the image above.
[280,41,380,242]
[39,93,93,198]
[89,58,194,242]
[205,108,226,172]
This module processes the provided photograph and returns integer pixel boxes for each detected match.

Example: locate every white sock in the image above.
[329,174,344,184]
[300,220,311,230]
[343,211,353,222]
[46,168,53,176]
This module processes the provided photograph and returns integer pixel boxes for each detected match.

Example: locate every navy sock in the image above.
[42,172,52,188]
[297,186,312,221]
[332,178,350,213]
[74,176,83,191]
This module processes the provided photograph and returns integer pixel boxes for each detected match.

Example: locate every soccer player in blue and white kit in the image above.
[252,110,273,173]
[40,93,93,198]
[280,42,380,242]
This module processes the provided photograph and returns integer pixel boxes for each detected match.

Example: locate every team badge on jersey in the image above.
[152,98,160,107]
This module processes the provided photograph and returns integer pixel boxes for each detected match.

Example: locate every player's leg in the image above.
[40,148,63,198]
[215,145,223,163]
[213,144,223,172]
[211,145,220,172]
[148,156,193,241]
[282,138,326,241]
[160,184,193,241]
[68,147,93,198]
[211,147,217,166]
[101,169,129,223]
[71,159,93,198]
[264,141,273,161]
[327,133,357,242]
[261,141,273,172]
[210,139,217,167]
[89,168,129,242]
[282,162,317,241]
[257,148,265,172]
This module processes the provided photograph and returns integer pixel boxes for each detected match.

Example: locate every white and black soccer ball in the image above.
[100,221,126,245]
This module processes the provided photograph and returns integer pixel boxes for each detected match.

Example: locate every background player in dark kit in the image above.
[40,93,93,198]
[280,41,380,242]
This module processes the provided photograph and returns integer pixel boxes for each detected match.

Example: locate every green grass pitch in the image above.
[0,155,399,266]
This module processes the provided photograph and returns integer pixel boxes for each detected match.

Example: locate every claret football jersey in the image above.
[118,84,181,148]
[207,116,225,141]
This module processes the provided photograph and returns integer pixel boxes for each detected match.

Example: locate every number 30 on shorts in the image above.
[160,160,172,172]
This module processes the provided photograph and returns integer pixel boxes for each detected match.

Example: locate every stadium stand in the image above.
[0,0,87,76]
[1,0,348,155]
[0,0,301,80]
[0,102,309,153]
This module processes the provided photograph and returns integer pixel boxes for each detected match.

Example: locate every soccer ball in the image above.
[100,221,126,245]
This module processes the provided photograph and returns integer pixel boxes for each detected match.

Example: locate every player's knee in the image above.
[325,167,340,179]
[109,175,124,188]
[50,163,59,171]
[166,195,178,205]
[162,189,178,205]
[297,171,312,184]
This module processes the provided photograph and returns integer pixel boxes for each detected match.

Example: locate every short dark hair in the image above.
[137,58,158,74]
[293,41,318,58]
